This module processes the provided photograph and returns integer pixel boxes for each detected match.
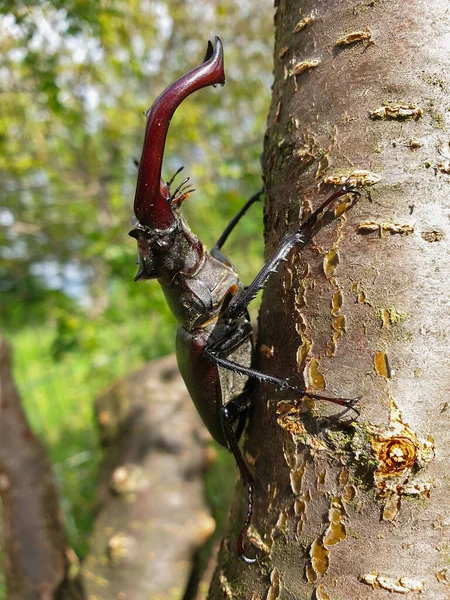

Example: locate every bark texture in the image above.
[208,0,450,598]
[81,354,215,600]
[0,336,70,600]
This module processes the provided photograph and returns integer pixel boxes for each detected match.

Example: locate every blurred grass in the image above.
[7,307,175,558]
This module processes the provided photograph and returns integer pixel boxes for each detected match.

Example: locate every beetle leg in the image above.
[205,322,360,414]
[220,391,257,563]
[224,184,360,321]
[213,187,265,251]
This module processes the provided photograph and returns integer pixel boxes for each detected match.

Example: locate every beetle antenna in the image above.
[166,166,185,192]
[170,177,190,200]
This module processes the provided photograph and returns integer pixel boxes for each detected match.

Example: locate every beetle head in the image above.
[129,215,204,282]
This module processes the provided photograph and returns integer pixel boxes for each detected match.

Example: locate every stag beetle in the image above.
[129,36,361,561]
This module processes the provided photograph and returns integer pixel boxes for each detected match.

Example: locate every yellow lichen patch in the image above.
[110,464,145,495]
[296,147,315,166]
[422,229,444,242]
[382,223,414,236]
[260,344,275,358]
[277,405,307,436]
[107,533,135,564]
[339,467,350,486]
[295,310,309,337]
[247,525,271,555]
[376,306,409,328]
[309,539,329,577]
[333,194,355,217]
[305,564,317,584]
[295,495,310,533]
[327,314,346,357]
[331,290,343,316]
[294,283,308,309]
[219,572,234,599]
[267,482,278,512]
[382,492,400,521]
[266,567,280,600]
[296,338,312,367]
[289,59,321,77]
[335,27,372,47]
[323,497,347,547]
[360,572,424,593]
[323,169,382,187]
[357,221,414,236]
[290,463,306,494]
[379,309,391,328]
[436,567,449,585]
[323,520,346,547]
[276,510,287,530]
[316,154,329,180]
[332,314,346,337]
[323,248,339,278]
[342,483,357,502]
[326,339,336,357]
[437,160,450,174]
[283,436,299,470]
[352,281,371,306]
[294,490,311,517]
[305,358,326,390]
[294,14,315,32]
[278,46,289,59]
[370,104,423,120]
[314,585,331,600]
[374,351,391,378]
[357,220,380,234]
[407,138,423,149]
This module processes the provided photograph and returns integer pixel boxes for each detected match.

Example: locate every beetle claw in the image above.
[237,525,257,564]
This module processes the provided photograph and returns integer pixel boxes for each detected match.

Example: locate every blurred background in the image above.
[0,0,274,592]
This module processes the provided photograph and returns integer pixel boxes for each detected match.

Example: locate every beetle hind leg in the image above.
[220,391,257,563]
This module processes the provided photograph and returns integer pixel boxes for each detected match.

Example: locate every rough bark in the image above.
[81,354,215,600]
[208,0,450,598]
[0,336,70,600]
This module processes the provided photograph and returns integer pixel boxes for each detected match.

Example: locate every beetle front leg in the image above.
[225,184,360,321]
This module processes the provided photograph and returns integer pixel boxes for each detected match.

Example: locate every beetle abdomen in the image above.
[175,324,252,447]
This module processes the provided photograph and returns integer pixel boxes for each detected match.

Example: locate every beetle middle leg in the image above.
[205,321,360,412]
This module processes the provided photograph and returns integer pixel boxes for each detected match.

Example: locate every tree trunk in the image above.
[208,0,450,597]
[0,337,71,599]
[81,355,215,600]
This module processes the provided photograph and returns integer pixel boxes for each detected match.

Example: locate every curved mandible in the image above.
[133,36,225,229]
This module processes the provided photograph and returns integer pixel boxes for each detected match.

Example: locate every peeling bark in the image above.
[0,336,69,600]
[82,354,214,600]
[208,1,450,597]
